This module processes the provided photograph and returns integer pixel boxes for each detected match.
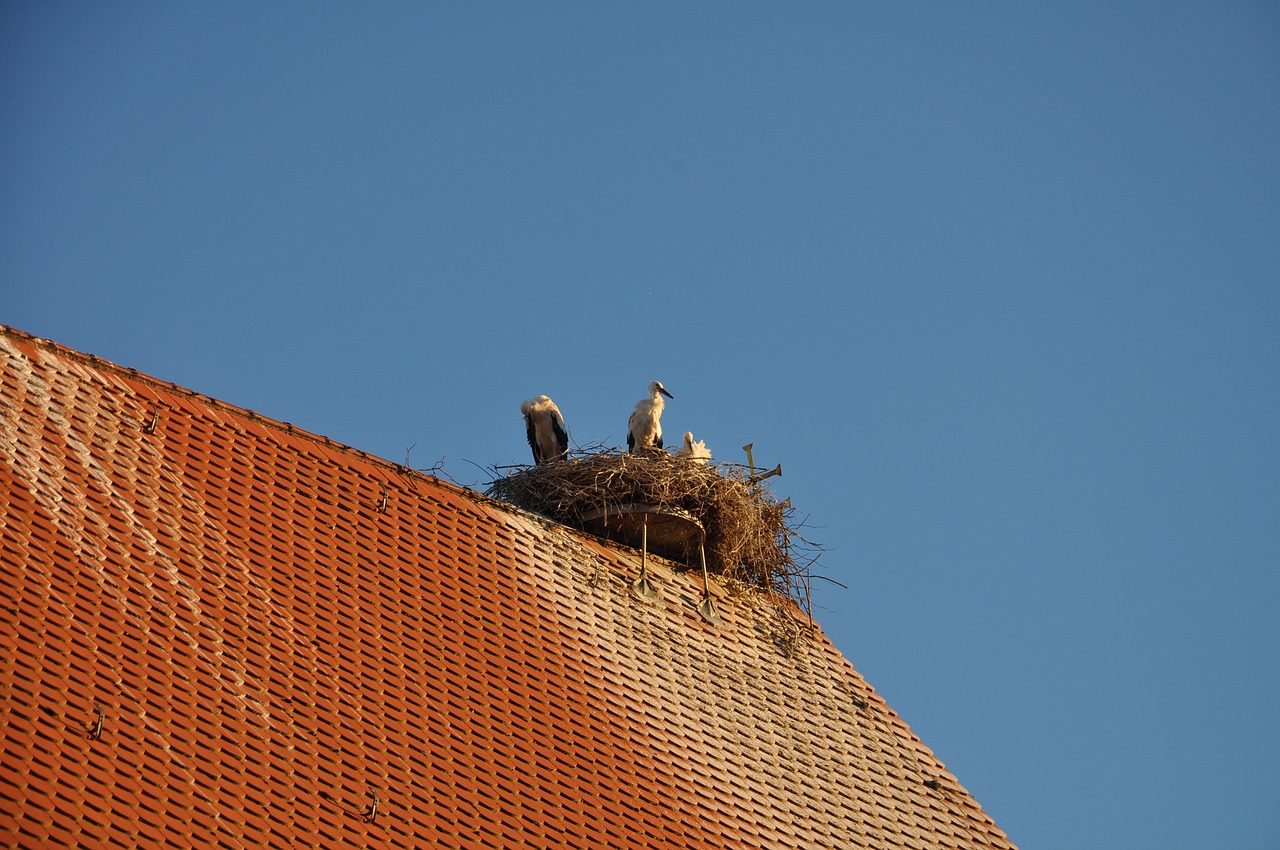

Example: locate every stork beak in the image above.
[659,387,674,399]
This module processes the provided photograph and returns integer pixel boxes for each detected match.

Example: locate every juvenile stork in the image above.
[520,395,569,464]
[674,431,711,464]
[627,380,674,453]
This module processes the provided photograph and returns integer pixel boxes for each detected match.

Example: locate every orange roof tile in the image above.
[1,325,1017,848]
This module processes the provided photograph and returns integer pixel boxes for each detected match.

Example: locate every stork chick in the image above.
[627,380,673,453]
[520,395,569,464]
[674,431,711,464]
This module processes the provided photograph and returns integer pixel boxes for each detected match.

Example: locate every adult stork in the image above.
[674,431,711,464]
[520,395,569,464]
[627,380,673,453]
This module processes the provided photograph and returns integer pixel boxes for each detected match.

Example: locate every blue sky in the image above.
[4,3,1278,847]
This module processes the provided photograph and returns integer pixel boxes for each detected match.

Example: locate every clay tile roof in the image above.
[1,325,1018,849]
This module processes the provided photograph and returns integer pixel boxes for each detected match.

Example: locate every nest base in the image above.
[578,503,703,564]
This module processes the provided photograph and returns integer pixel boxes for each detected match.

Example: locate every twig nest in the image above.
[487,451,812,604]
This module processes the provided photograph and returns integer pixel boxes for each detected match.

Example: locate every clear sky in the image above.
[4,3,1278,847]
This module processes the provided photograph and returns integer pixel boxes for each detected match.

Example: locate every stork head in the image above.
[520,395,553,415]
[682,431,695,449]
[649,380,673,400]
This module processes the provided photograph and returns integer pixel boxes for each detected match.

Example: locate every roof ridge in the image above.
[0,322,481,502]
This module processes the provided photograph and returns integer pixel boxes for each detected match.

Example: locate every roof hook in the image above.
[142,405,160,434]
[88,703,105,741]
[694,535,723,626]
[630,513,660,603]
[366,787,381,823]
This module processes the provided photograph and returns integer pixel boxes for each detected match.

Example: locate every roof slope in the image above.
[0,326,1017,849]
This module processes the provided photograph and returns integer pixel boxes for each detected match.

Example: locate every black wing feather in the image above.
[524,413,542,463]
[551,412,569,460]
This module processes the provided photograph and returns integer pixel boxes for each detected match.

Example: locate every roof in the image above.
[0,325,1017,849]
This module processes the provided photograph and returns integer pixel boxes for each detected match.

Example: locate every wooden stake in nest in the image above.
[486,451,818,608]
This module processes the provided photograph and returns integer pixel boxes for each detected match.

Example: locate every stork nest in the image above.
[485,450,819,609]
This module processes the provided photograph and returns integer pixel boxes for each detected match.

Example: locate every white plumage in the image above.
[520,395,569,464]
[674,431,711,464]
[627,380,673,453]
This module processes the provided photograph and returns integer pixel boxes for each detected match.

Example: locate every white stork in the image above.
[674,431,711,464]
[520,395,569,464]
[627,380,673,453]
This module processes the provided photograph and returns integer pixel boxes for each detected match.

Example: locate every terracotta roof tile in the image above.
[1,325,1016,848]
